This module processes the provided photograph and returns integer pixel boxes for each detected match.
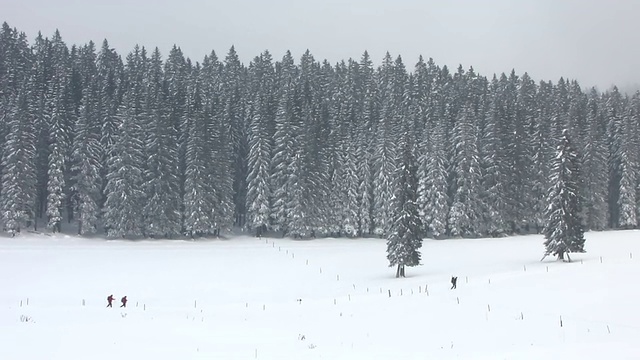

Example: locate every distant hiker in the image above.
[120,296,128,308]
[451,276,458,290]
[107,294,115,307]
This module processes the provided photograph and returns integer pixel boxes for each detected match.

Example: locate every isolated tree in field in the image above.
[387,133,422,278]
[543,129,585,261]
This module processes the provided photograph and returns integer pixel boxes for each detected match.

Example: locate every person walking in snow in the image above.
[450,276,458,289]
[120,296,127,308]
[107,294,115,307]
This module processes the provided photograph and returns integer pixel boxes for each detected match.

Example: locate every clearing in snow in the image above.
[1,230,640,359]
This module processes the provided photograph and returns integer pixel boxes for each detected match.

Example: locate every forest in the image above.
[0,22,636,240]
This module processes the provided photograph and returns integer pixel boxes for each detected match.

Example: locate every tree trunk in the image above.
[558,252,564,261]
[395,264,401,278]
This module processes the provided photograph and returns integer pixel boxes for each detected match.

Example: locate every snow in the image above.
[2,230,640,359]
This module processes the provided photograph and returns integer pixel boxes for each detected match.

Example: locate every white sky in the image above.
[2,0,639,90]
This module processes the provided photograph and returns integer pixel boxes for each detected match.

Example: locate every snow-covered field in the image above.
[1,230,640,359]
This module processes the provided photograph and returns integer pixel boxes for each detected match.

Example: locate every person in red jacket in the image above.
[120,296,127,308]
[107,294,114,307]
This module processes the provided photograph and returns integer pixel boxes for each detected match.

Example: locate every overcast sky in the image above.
[2,0,639,90]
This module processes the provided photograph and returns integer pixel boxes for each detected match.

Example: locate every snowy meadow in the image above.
[1,231,640,359]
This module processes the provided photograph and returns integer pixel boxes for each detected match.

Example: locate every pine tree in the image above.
[617,104,638,228]
[478,82,509,236]
[543,129,585,261]
[44,30,73,232]
[163,45,189,222]
[182,67,216,237]
[356,51,376,236]
[387,132,422,278]
[142,48,181,238]
[448,101,482,237]
[581,89,609,230]
[102,48,146,238]
[530,80,555,232]
[372,53,400,236]
[97,39,123,213]
[606,87,627,228]
[245,52,275,236]
[1,80,38,235]
[71,79,101,234]
[222,46,247,227]
[270,78,297,235]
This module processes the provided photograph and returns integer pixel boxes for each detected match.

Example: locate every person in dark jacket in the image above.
[451,276,458,289]
[107,294,115,307]
[120,296,127,308]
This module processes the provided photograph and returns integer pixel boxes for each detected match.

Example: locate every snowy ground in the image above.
[1,230,640,359]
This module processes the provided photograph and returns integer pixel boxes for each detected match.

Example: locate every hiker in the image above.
[107,294,114,307]
[451,276,458,289]
[120,296,128,308]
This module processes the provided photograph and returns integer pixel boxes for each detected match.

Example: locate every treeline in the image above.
[0,22,636,239]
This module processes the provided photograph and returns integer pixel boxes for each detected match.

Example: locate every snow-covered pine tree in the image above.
[386,131,422,278]
[96,39,123,215]
[416,63,450,238]
[326,60,359,237]
[142,47,181,238]
[222,46,247,227]
[1,79,38,235]
[286,96,310,239]
[71,78,101,235]
[617,103,638,228]
[581,88,609,230]
[46,87,68,232]
[270,80,296,236]
[372,53,401,236]
[182,66,216,237]
[494,72,522,233]
[543,129,585,261]
[417,114,449,238]
[45,30,74,232]
[529,80,555,232]
[606,87,627,228]
[102,47,147,238]
[448,101,482,237]
[478,78,509,236]
[339,61,362,236]
[245,51,275,236]
[516,72,538,232]
[211,79,237,235]
[326,62,347,236]
[163,45,189,219]
[27,33,52,228]
[354,52,376,236]
[301,54,330,236]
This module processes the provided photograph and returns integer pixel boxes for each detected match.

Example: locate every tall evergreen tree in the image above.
[102,47,146,237]
[142,48,181,237]
[221,46,247,226]
[245,52,275,236]
[543,130,585,261]
[182,66,216,236]
[356,51,376,236]
[71,79,101,235]
[386,132,422,278]
[372,53,401,236]
[478,80,509,236]
[448,101,482,237]
[581,89,609,230]
[1,80,38,235]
